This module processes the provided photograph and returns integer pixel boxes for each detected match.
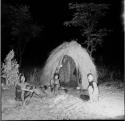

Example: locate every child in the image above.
[87,73,99,102]
[53,73,60,95]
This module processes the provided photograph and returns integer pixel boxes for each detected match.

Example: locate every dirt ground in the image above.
[2,81,124,120]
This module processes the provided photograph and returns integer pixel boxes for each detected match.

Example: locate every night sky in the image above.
[2,0,124,71]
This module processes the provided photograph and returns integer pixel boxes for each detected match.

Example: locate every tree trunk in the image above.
[18,38,28,67]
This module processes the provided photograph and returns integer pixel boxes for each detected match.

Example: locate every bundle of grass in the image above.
[40,41,98,90]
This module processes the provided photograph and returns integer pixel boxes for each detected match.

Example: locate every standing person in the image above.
[87,73,99,102]
[53,73,60,95]
[20,74,26,104]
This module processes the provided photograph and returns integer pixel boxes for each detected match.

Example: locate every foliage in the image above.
[97,65,110,84]
[97,65,123,84]
[1,50,20,87]
[64,2,109,56]
[9,4,42,65]
[2,3,42,65]
[9,5,41,39]
[26,68,40,86]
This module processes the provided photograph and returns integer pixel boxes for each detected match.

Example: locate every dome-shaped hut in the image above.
[40,41,98,90]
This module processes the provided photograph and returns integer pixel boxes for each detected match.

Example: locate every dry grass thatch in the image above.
[40,41,98,89]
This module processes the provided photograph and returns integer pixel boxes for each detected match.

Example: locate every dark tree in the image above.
[2,3,42,66]
[64,3,109,57]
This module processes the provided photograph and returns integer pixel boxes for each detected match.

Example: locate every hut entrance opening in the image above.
[58,55,81,89]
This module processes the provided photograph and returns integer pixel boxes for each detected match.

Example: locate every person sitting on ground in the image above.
[15,73,25,102]
[87,73,99,102]
[15,73,32,104]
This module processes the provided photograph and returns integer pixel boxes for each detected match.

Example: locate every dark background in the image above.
[1,0,124,72]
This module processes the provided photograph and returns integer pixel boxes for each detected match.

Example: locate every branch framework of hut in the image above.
[40,41,98,91]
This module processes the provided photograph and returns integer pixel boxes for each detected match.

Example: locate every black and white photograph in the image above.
[1,0,124,120]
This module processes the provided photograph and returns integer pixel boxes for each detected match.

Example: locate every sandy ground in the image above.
[2,81,124,120]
